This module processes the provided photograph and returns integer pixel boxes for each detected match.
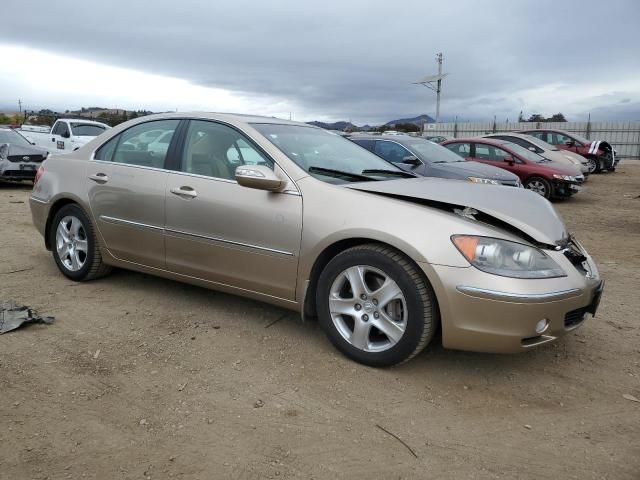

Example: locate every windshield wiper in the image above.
[308,166,375,182]
[361,169,416,178]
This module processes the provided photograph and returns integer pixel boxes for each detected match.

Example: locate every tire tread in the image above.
[329,243,435,365]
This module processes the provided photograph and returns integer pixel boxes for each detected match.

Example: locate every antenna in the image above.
[413,52,447,124]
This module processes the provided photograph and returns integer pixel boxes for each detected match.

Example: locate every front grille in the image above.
[7,154,46,163]
[565,307,587,328]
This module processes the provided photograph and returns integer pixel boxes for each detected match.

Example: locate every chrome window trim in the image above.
[89,158,168,174]
[166,169,301,195]
[99,215,294,256]
[89,119,301,195]
[456,286,581,303]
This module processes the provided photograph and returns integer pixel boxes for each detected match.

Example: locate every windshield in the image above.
[503,142,548,162]
[252,124,403,183]
[70,123,106,136]
[405,138,465,163]
[568,132,590,145]
[0,129,31,147]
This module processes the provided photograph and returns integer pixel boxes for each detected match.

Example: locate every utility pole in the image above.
[435,52,443,123]
[413,53,448,126]
[18,99,22,113]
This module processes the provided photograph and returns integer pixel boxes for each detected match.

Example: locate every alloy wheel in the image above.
[55,216,88,272]
[526,179,548,197]
[586,157,597,174]
[329,265,407,353]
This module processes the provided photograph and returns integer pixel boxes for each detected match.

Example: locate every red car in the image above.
[441,138,584,199]
[518,128,617,174]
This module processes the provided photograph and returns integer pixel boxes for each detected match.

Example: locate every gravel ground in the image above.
[1,163,639,480]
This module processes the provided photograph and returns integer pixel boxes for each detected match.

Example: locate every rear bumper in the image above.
[421,253,602,353]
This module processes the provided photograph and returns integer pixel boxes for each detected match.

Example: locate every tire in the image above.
[49,204,112,281]
[316,244,437,367]
[525,176,553,199]
[586,156,600,174]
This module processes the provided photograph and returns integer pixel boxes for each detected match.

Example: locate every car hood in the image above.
[432,160,519,180]
[541,150,585,166]
[0,142,49,160]
[346,177,567,246]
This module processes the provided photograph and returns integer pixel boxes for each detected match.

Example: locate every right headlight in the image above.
[451,235,566,278]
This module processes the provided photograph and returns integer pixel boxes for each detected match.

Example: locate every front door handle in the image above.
[170,186,198,199]
[89,173,109,183]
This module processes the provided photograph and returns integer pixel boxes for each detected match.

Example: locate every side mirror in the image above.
[235,165,286,192]
[503,155,515,165]
[401,155,421,166]
[61,131,70,139]
[565,140,575,147]
[528,146,536,152]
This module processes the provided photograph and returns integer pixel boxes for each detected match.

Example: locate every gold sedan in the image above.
[30,113,603,366]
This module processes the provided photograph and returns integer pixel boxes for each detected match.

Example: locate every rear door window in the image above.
[108,120,180,168]
[374,141,411,163]
[444,142,471,157]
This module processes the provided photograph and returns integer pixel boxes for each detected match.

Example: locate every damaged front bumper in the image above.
[422,240,602,353]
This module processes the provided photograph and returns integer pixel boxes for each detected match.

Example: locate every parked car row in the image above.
[29,112,603,367]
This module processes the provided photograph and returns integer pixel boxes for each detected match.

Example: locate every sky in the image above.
[1,0,639,124]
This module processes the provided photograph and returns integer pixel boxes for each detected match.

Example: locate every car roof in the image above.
[444,137,513,147]
[59,118,110,126]
[350,134,415,142]
[125,111,311,128]
[484,132,535,141]
[517,128,570,134]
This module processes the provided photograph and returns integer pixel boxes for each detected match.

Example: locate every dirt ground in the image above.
[1,164,639,480]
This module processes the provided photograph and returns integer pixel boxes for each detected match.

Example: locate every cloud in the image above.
[1,0,639,123]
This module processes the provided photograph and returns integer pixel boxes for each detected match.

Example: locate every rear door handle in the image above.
[89,173,109,183]
[170,186,198,199]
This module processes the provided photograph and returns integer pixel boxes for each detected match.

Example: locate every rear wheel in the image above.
[316,244,437,367]
[49,204,112,281]
[525,176,553,199]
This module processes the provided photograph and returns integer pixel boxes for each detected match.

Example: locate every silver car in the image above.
[30,113,603,366]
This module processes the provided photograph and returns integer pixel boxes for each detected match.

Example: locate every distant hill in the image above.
[385,114,435,127]
[307,114,434,131]
[307,120,357,131]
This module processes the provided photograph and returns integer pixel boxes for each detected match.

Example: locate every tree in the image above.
[547,113,567,122]
[518,110,525,123]
[527,114,545,122]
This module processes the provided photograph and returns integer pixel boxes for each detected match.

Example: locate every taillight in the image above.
[34,165,45,187]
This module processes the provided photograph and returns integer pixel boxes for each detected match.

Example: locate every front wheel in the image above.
[49,204,112,281]
[586,156,600,174]
[316,244,437,367]
[525,176,553,199]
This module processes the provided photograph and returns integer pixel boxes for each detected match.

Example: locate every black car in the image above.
[350,135,522,187]
[0,127,48,181]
